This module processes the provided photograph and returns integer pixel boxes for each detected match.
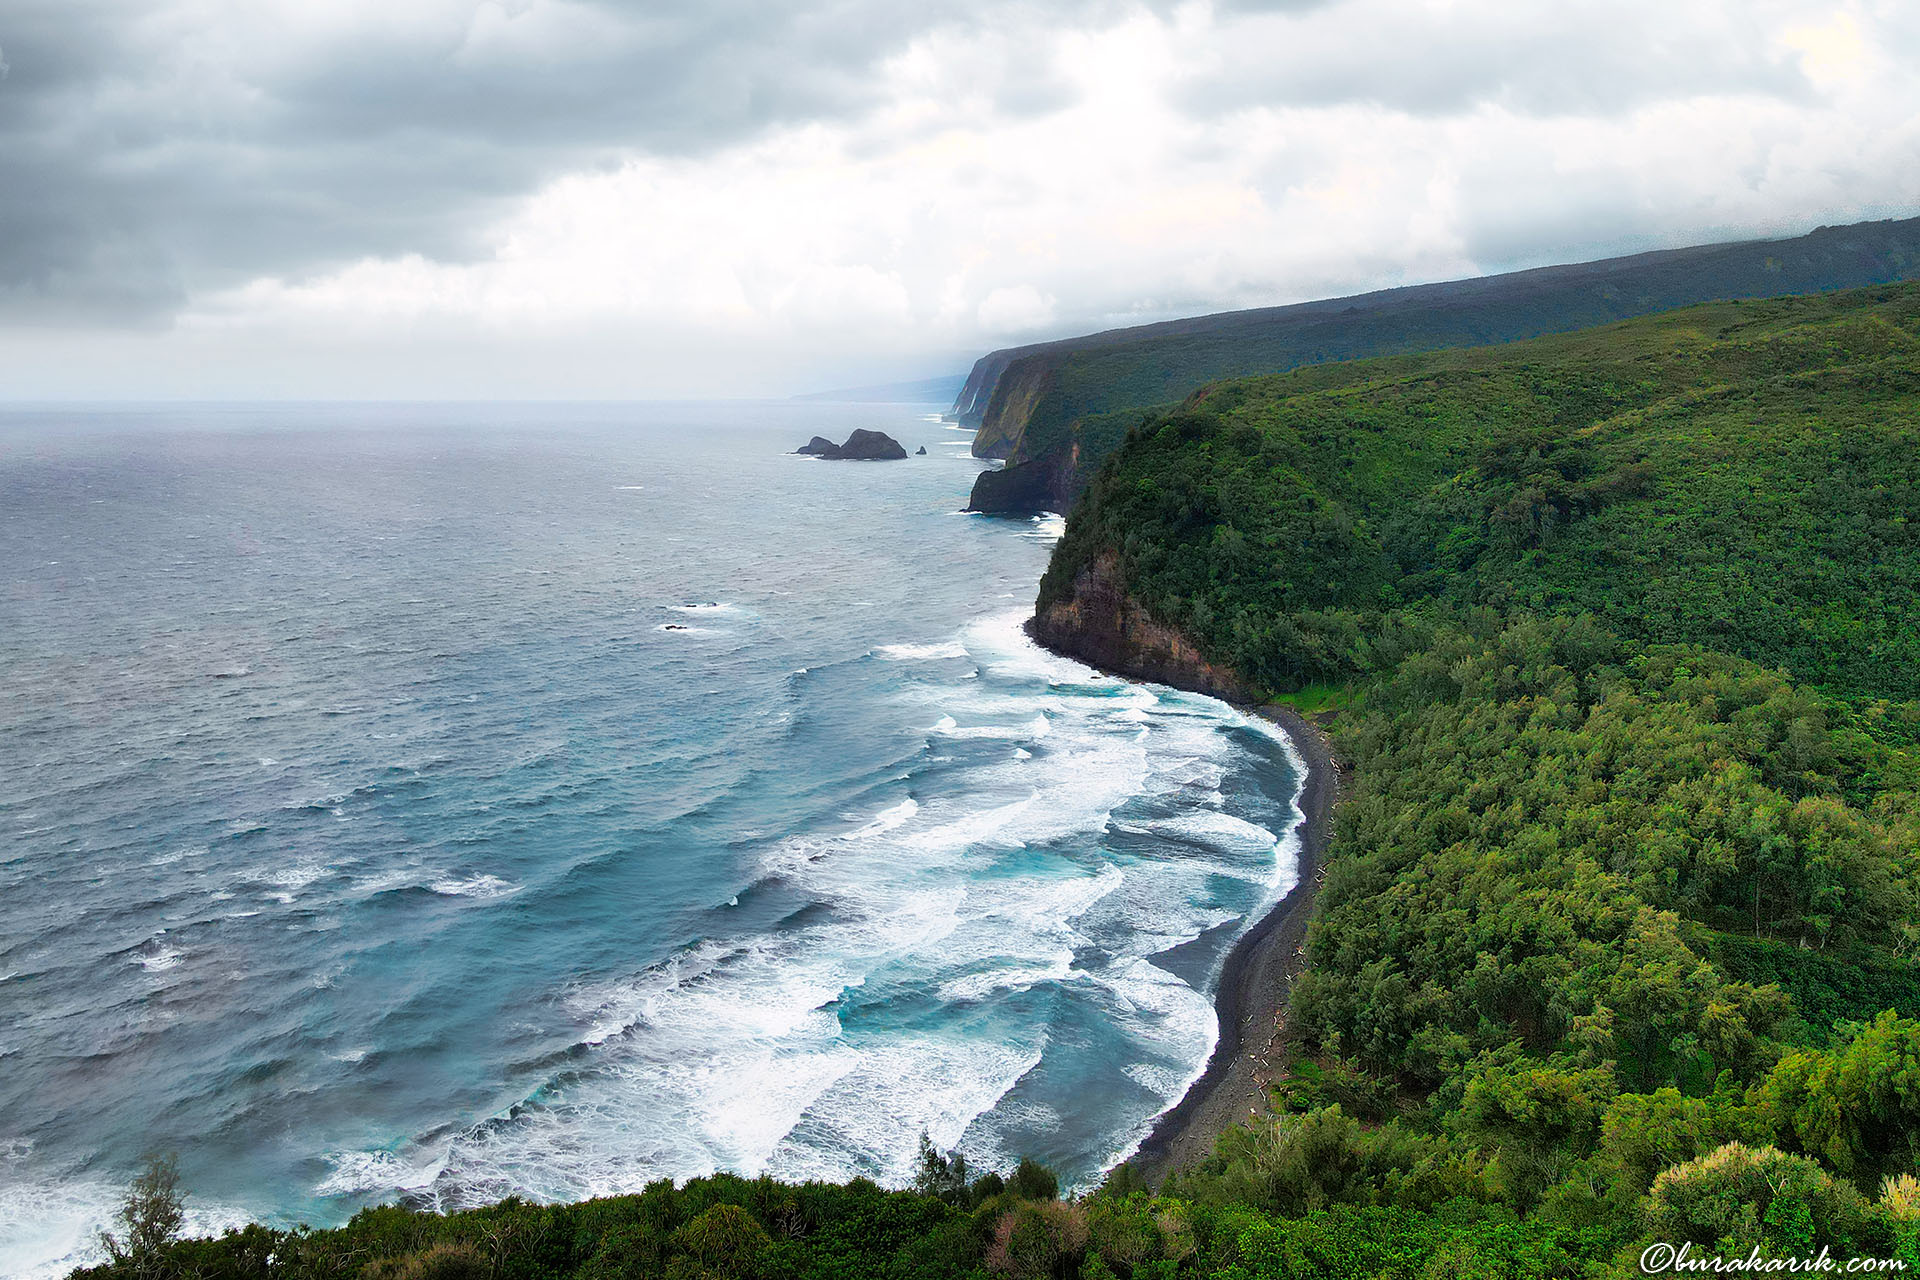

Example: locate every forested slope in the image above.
[1032,280,1920,1268]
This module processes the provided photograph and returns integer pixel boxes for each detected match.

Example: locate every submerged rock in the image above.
[793,429,909,461]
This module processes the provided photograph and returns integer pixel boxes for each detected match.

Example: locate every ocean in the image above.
[0,401,1300,1276]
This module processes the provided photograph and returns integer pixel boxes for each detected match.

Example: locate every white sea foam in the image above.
[237,858,335,906]
[849,797,919,838]
[135,945,184,972]
[1018,514,1068,543]
[937,952,1076,1003]
[317,1149,446,1198]
[874,640,969,660]
[0,1179,255,1280]
[1127,810,1281,858]
[428,873,519,899]
[312,603,1308,1210]
[931,713,1051,742]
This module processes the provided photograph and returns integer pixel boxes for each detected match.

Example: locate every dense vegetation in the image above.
[77,284,1920,1278]
[1041,284,1920,709]
[1039,280,1920,1270]
[964,216,1920,513]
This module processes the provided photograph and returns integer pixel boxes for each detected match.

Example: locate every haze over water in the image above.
[0,402,1300,1277]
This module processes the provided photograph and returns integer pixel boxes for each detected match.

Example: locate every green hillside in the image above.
[965,216,1920,514]
[1041,284,1920,708]
[1030,280,1920,1268]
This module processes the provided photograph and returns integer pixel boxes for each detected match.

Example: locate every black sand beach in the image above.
[1128,703,1342,1185]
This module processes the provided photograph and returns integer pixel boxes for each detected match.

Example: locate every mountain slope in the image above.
[963,215,1920,514]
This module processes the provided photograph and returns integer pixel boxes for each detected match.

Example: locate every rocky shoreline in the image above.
[1126,702,1339,1185]
[1022,595,1342,1187]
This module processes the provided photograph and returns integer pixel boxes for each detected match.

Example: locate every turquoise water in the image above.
[0,402,1299,1276]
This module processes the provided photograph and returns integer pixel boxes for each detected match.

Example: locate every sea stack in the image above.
[792,429,909,460]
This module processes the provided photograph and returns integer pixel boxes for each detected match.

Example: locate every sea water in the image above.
[0,402,1300,1276]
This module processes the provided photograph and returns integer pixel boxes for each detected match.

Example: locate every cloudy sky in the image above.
[0,0,1915,398]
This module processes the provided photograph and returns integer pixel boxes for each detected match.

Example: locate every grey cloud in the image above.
[1208,0,1334,11]
[0,0,1106,325]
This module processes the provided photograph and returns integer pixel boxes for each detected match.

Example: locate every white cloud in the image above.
[3,0,1917,396]
[976,286,1058,334]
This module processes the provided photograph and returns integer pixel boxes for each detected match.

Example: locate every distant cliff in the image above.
[959,215,1920,514]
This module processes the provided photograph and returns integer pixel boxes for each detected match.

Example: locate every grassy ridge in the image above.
[1042,286,1920,710]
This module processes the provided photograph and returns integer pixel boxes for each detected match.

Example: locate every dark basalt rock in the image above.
[793,429,909,461]
[967,447,1075,514]
[835,429,909,460]
[916,446,927,455]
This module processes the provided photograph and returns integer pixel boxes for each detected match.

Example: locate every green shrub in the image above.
[1646,1143,1876,1255]
[363,1242,490,1280]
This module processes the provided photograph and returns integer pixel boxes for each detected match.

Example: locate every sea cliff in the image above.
[1027,551,1251,702]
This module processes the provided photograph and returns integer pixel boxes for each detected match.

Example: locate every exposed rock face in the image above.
[967,440,1083,515]
[793,430,909,460]
[915,446,927,455]
[1029,551,1253,702]
[967,351,1062,458]
[837,429,909,460]
[951,348,1030,428]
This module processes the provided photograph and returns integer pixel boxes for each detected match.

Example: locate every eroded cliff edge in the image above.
[1027,550,1253,703]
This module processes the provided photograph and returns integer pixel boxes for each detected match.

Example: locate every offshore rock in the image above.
[794,430,909,460]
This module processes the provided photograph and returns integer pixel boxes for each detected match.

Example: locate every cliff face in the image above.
[1028,551,1253,703]
[967,438,1085,514]
[951,350,1021,428]
[968,354,1058,459]
[968,400,1145,515]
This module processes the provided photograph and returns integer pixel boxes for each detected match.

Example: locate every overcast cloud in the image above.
[0,0,1915,397]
